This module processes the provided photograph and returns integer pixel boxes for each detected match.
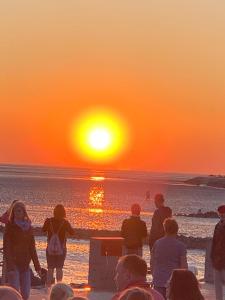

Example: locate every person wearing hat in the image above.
[211,205,225,300]
[121,204,147,256]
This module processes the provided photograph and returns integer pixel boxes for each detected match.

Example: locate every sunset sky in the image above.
[1,1,225,174]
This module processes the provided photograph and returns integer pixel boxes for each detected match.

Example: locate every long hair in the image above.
[168,269,204,300]
[54,204,66,220]
[7,200,18,214]
[9,201,29,223]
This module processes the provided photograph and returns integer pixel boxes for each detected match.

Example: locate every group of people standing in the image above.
[0,194,225,300]
[121,193,189,299]
[1,200,74,300]
[121,193,225,300]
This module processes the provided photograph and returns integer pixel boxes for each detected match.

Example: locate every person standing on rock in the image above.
[211,205,225,300]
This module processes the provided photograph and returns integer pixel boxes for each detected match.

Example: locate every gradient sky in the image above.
[1,0,225,174]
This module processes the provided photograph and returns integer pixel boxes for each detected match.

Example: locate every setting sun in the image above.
[88,128,111,151]
[71,108,129,164]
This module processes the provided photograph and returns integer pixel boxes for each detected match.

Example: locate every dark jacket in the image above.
[149,206,172,250]
[121,216,147,249]
[42,217,75,246]
[211,219,225,270]
[3,222,40,272]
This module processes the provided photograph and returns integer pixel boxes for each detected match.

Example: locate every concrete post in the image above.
[88,237,124,291]
[204,239,214,283]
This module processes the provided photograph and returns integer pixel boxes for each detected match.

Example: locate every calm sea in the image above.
[0,164,224,282]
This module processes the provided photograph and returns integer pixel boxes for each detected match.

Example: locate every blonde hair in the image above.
[9,201,29,222]
[50,283,74,300]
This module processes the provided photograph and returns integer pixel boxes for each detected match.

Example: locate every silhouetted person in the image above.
[149,194,172,250]
[167,269,204,300]
[211,205,225,300]
[121,204,147,256]
[152,218,188,299]
[42,204,75,287]
[3,201,41,300]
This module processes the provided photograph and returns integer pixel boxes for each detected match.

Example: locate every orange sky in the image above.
[1,1,225,174]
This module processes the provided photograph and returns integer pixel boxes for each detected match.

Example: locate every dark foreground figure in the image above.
[121,203,147,256]
[211,205,225,300]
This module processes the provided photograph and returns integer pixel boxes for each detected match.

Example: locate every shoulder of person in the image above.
[44,217,51,223]
[176,239,186,249]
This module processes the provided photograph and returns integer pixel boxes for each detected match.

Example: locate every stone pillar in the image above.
[204,239,214,283]
[88,237,124,291]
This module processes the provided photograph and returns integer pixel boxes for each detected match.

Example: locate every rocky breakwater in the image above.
[184,175,225,189]
[0,226,211,250]
[175,211,218,218]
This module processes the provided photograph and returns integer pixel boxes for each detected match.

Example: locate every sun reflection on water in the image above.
[88,187,104,214]
[88,176,105,215]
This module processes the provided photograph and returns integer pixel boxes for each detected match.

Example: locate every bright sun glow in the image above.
[71,108,129,163]
[88,128,111,150]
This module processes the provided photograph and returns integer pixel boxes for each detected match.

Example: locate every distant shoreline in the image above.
[175,211,218,218]
[184,175,225,189]
[0,226,211,250]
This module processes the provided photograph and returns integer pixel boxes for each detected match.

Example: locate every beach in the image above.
[0,164,223,292]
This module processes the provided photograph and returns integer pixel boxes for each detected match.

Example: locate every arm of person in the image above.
[42,218,49,233]
[151,244,155,272]
[66,221,75,236]
[210,226,217,261]
[142,221,148,238]
[121,220,127,238]
[3,224,16,271]
[149,211,160,249]
[179,244,188,269]
[30,234,41,273]
[180,255,188,269]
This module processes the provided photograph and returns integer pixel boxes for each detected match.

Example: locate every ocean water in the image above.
[0,164,224,282]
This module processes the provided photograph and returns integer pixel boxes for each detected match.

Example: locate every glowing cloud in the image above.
[71,108,129,163]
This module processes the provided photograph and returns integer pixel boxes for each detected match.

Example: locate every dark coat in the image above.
[3,222,40,272]
[149,206,172,250]
[121,216,147,249]
[211,219,225,270]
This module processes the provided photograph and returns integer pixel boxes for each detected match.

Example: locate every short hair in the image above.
[168,269,204,300]
[0,286,22,300]
[54,204,66,219]
[154,193,164,203]
[131,203,141,215]
[163,218,178,235]
[50,283,74,300]
[119,255,147,277]
[118,287,153,300]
